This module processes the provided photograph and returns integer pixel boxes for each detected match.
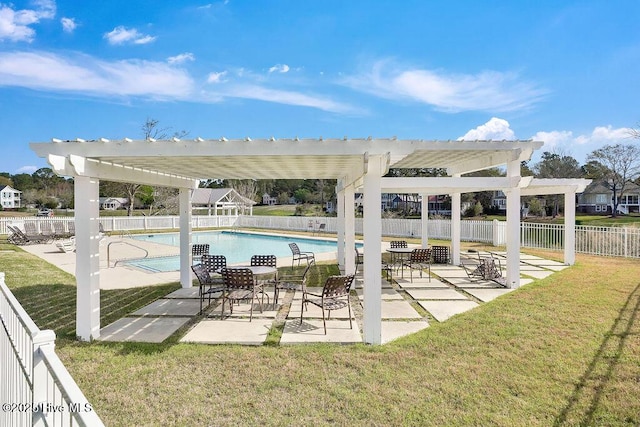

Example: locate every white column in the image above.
[505,160,521,288]
[451,174,461,265]
[363,156,382,345]
[421,193,429,248]
[336,183,345,272]
[74,176,101,341]
[564,191,576,265]
[179,187,193,288]
[344,185,356,275]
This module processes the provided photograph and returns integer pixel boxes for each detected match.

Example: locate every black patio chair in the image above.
[191,263,225,314]
[300,274,355,334]
[402,248,433,282]
[220,267,268,322]
[275,260,314,304]
[288,242,315,269]
[192,243,210,264]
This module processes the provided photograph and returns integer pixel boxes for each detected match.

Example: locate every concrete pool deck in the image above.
[20,235,568,345]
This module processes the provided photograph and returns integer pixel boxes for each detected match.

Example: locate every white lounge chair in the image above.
[55,237,75,253]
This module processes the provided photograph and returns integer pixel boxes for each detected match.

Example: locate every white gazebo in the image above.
[30,137,589,344]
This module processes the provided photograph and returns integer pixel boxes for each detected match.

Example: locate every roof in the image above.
[30,137,544,188]
[191,187,256,206]
[0,184,20,193]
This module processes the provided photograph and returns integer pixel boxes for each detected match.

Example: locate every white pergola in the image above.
[30,137,589,344]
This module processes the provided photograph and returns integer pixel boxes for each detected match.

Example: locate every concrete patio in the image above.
[95,250,566,345]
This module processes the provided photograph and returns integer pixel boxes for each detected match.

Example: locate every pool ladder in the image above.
[107,240,149,268]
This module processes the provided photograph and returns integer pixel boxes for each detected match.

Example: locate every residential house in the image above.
[262,193,277,206]
[0,185,21,209]
[577,181,640,214]
[99,197,129,210]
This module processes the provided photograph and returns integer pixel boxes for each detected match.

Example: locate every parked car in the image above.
[36,209,53,217]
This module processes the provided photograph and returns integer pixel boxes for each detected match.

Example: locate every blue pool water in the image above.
[125,231,347,272]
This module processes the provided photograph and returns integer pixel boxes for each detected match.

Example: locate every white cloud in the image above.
[60,17,76,33]
[0,51,194,99]
[0,1,56,42]
[343,60,547,113]
[16,165,38,174]
[104,26,156,45]
[459,117,516,140]
[530,130,574,151]
[269,64,290,73]
[207,71,227,83]
[167,53,195,64]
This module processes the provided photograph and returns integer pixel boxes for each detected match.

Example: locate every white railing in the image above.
[2,215,639,259]
[0,272,104,427]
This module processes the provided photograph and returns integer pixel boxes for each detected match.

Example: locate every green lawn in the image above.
[2,243,639,426]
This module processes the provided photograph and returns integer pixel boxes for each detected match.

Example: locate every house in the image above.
[262,193,277,205]
[577,181,640,214]
[0,185,21,209]
[192,188,256,215]
[99,197,129,210]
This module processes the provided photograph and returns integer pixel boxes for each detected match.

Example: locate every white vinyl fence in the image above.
[2,215,639,259]
[0,272,104,427]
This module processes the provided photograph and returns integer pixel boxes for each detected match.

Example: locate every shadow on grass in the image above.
[554,282,640,425]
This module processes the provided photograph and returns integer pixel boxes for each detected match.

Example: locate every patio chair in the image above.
[251,254,278,291]
[431,245,451,264]
[192,263,225,314]
[7,225,28,245]
[201,254,226,291]
[192,243,210,264]
[67,221,75,237]
[274,259,314,304]
[288,242,315,269]
[402,248,433,282]
[8,225,48,244]
[390,240,408,248]
[221,267,268,321]
[460,252,505,285]
[40,221,57,240]
[300,274,355,334]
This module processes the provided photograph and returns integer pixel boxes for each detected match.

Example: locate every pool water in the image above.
[125,231,346,272]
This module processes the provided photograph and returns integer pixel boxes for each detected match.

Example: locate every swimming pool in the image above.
[124,231,349,272]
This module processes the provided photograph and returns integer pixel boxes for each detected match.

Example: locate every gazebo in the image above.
[30,137,589,344]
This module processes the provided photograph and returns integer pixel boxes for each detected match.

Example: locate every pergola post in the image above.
[344,184,356,276]
[451,174,461,266]
[336,182,345,272]
[74,176,101,341]
[179,187,192,288]
[363,155,382,345]
[421,193,429,248]
[564,191,576,265]
[505,160,521,288]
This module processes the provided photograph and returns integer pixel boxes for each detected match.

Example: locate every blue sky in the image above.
[1,0,639,175]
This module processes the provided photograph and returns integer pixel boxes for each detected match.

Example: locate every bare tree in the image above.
[533,149,583,217]
[586,144,640,217]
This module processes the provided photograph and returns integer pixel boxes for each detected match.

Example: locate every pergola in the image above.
[30,137,590,344]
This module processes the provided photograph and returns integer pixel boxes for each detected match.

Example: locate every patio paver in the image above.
[418,300,479,322]
[181,318,272,345]
[280,319,362,344]
[405,288,469,300]
[131,298,201,316]
[382,321,430,344]
[99,317,190,343]
[464,288,514,302]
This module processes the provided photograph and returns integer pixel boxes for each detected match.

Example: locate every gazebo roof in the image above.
[30,137,543,187]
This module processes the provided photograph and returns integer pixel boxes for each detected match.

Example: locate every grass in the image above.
[2,242,639,426]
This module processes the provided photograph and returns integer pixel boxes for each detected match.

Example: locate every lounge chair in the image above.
[55,237,76,253]
[300,274,355,334]
[7,225,48,244]
[461,253,505,285]
[52,221,72,239]
[288,243,315,269]
[24,221,52,243]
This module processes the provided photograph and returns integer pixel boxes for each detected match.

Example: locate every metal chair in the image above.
[191,244,210,264]
[301,275,355,334]
[275,260,314,304]
[191,263,225,314]
[220,267,267,321]
[431,245,451,264]
[288,243,315,269]
[402,248,433,282]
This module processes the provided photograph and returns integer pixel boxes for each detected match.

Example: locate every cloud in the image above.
[16,165,38,174]
[207,71,227,83]
[0,51,194,99]
[459,117,516,140]
[0,0,56,42]
[343,60,547,113]
[269,64,290,73]
[60,17,76,33]
[530,130,574,151]
[205,83,359,114]
[167,53,195,64]
[104,26,156,45]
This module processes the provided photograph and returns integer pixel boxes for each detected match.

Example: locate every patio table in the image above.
[386,247,419,279]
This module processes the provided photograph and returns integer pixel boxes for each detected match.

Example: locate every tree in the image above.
[586,144,640,217]
[533,150,583,217]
